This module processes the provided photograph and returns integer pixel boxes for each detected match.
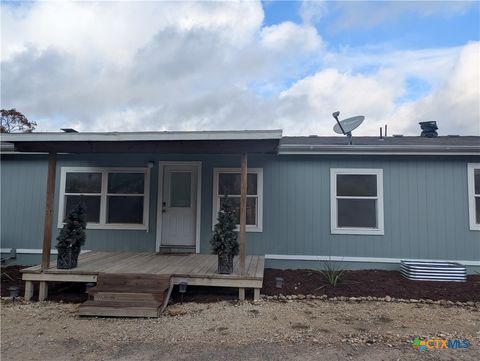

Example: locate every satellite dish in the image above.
[332,112,365,144]
[333,116,364,134]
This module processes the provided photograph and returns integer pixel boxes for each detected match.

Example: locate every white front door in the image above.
[160,165,198,247]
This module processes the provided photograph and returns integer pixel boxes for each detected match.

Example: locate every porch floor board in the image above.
[21,251,265,290]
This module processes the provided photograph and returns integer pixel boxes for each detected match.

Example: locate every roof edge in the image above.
[1,129,283,142]
[278,144,480,155]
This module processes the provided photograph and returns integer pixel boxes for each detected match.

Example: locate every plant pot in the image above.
[57,247,80,269]
[217,253,234,274]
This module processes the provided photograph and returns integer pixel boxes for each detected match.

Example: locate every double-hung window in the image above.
[212,168,263,232]
[467,163,480,231]
[330,168,384,235]
[58,167,150,230]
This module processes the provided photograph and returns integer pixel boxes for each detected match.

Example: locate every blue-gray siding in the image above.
[1,153,479,267]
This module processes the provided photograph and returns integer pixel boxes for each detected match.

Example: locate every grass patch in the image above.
[318,262,346,288]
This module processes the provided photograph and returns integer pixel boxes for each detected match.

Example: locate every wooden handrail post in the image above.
[41,152,57,271]
[239,153,247,275]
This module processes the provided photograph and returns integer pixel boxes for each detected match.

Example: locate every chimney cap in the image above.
[419,121,438,137]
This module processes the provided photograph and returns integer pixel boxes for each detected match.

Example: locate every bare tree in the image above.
[0,109,37,133]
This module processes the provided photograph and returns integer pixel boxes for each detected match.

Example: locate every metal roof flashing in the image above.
[1,130,283,154]
[1,129,283,142]
[1,132,479,156]
[278,136,480,155]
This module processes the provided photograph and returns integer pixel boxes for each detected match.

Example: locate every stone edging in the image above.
[261,294,480,308]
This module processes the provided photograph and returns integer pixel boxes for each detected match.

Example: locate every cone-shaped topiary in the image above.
[56,201,87,269]
[210,196,239,274]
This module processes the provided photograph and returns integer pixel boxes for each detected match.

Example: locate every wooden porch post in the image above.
[239,153,247,275]
[41,152,57,271]
[238,153,247,301]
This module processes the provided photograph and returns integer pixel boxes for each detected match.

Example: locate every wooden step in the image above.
[95,273,171,289]
[79,273,173,318]
[93,291,165,303]
[88,285,169,295]
[79,300,161,318]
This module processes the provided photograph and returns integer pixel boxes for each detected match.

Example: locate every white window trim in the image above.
[58,167,150,230]
[330,168,384,235]
[467,163,480,231]
[212,168,263,232]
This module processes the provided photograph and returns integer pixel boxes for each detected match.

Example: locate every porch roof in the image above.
[1,129,282,154]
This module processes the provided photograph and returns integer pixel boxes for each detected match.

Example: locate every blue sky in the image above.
[261,0,479,99]
[263,1,479,49]
[1,1,479,135]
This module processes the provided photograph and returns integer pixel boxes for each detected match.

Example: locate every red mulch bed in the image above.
[2,266,479,303]
[262,268,480,302]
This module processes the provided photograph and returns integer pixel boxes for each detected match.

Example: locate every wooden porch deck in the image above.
[21,251,265,301]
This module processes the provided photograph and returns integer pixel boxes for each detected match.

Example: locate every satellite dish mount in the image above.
[332,111,365,145]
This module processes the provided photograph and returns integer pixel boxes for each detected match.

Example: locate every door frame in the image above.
[156,161,202,253]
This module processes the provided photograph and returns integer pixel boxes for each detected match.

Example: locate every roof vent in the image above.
[447,134,459,137]
[392,134,403,137]
[61,128,78,133]
[419,121,438,138]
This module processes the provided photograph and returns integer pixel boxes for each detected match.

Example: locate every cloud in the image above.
[0,1,478,136]
[299,1,327,24]
[1,1,264,63]
[324,46,463,88]
[275,41,480,136]
[275,68,404,135]
[330,1,476,30]
[387,42,480,135]
[261,22,322,53]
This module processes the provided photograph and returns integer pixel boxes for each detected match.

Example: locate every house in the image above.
[1,130,479,277]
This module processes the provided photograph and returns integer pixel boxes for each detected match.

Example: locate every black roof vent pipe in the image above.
[419,121,438,138]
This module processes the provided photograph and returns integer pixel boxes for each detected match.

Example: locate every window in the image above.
[212,168,263,232]
[467,163,480,231]
[58,167,150,230]
[330,168,384,235]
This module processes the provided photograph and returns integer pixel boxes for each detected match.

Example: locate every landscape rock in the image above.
[167,306,187,317]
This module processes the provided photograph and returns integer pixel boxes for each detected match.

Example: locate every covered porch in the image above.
[21,251,265,301]
[3,130,280,307]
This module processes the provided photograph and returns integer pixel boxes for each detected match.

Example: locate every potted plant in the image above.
[56,202,87,269]
[210,196,239,274]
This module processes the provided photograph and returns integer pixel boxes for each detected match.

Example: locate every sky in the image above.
[1,0,479,136]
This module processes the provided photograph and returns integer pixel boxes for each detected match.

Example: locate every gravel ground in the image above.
[1,298,479,360]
